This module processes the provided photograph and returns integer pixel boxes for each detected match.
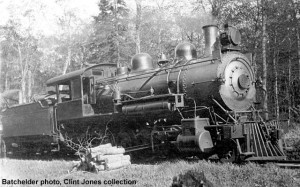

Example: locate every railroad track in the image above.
[274,160,300,169]
[125,144,152,153]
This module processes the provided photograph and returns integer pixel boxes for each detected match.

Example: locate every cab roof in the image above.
[46,63,117,86]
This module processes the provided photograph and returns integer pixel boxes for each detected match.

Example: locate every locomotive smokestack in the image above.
[202,25,219,57]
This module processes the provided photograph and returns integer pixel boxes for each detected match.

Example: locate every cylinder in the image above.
[202,25,219,56]
[176,130,213,153]
[122,101,171,115]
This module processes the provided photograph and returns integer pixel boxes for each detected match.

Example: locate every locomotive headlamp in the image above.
[220,24,241,52]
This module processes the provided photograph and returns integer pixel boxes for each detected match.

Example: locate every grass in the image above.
[1,158,300,187]
[284,125,300,147]
[283,125,300,160]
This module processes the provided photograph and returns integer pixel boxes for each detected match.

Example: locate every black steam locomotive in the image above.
[0,25,286,162]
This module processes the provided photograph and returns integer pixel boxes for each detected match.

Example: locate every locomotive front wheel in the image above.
[219,148,237,163]
[218,140,239,163]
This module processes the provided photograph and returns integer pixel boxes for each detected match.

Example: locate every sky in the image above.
[0,0,205,37]
[0,0,100,36]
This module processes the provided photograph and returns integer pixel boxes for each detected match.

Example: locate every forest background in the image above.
[0,0,299,122]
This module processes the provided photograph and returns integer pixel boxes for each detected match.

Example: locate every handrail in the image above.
[212,98,237,122]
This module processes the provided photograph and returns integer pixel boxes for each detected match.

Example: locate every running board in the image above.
[244,122,286,161]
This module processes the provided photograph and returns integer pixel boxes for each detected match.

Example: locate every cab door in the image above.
[82,76,97,116]
[56,78,83,121]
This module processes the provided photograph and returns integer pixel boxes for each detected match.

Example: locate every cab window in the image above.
[82,77,89,104]
[71,78,81,100]
[57,82,71,103]
[82,77,96,104]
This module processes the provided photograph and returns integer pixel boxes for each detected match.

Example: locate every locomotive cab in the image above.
[46,63,117,121]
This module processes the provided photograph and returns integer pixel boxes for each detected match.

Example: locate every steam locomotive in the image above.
[0,24,286,162]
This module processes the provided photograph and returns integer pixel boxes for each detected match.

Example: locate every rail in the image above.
[125,144,154,153]
[274,160,300,169]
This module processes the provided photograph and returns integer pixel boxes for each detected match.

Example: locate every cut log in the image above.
[99,143,112,148]
[105,160,131,171]
[101,147,125,155]
[96,154,123,162]
[94,164,105,171]
[105,155,130,164]
[91,147,125,157]
[72,161,81,167]
[90,143,112,153]
[97,154,130,163]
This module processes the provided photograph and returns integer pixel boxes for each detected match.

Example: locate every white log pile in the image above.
[71,143,131,172]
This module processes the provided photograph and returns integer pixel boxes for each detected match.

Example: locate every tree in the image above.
[89,0,131,67]
[1,21,42,103]
[54,0,94,74]
[261,0,268,119]
[136,0,181,58]
[135,0,142,54]
[289,0,300,79]
[0,0,95,102]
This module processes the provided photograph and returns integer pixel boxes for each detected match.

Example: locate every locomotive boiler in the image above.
[0,24,286,162]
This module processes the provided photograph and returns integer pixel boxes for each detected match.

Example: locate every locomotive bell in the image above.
[175,42,197,60]
[131,53,154,72]
[157,53,169,67]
